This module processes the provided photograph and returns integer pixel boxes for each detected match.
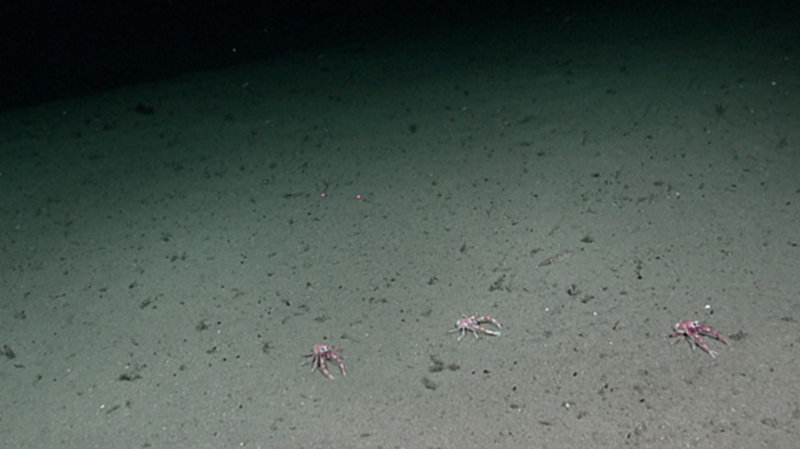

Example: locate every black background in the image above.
[1,1,797,112]
[0,0,561,111]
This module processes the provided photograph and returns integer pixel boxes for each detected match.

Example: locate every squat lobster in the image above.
[302,343,346,379]
[450,315,503,341]
[668,320,728,358]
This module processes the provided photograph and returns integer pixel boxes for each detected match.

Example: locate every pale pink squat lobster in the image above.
[668,320,729,358]
[302,343,346,379]
[450,315,503,341]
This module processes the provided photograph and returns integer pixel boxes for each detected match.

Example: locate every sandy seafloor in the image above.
[1,5,799,449]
